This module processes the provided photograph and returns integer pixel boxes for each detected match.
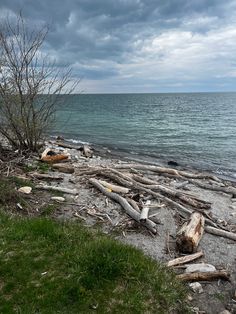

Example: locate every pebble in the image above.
[51,196,65,202]
[18,186,32,194]
[185,263,216,273]
[189,282,203,294]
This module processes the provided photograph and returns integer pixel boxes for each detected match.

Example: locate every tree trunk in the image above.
[176,212,205,253]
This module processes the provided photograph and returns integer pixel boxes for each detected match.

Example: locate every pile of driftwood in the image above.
[34,141,236,282]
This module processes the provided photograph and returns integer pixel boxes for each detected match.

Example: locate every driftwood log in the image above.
[35,184,78,195]
[115,164,220,182]
[205,226,236,241]
[30,173,64,181]
[176,212,205,253]
[52,163,75,174]
[98,179,129,194]
[167,251,204,267]
[177,270,230,282]
[89,178,157,234]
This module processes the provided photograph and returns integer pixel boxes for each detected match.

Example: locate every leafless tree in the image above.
[0,13,78,152]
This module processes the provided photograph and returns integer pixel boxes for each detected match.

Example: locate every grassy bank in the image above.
[0,210,189,313]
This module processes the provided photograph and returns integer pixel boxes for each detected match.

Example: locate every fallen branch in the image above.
[52,163,75,174]
[205,226,236,241]
[89,178,157,234]
[30,173,64,181]
[35,185,78,195]
[98,179,129,194]
[115,164,220,182]
[167,251,204,267]
[188,179,236,197]
[177,270,230,282]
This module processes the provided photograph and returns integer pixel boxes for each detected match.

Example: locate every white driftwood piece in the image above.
[35,184,78,195]
[140,206,150,222]
[205,226,236,241]
[167,251,204,267]
[177,212,205,253]
[89,178,157,234]
[98,179,129,194]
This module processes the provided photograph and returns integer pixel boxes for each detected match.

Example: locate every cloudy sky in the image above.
[1,0,236,93]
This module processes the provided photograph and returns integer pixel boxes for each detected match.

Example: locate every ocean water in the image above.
[53,93,236,178]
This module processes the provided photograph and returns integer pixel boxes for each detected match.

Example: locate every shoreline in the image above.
[51,135,236,183]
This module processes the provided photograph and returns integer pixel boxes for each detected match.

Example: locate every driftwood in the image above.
[188,179,236,197]
[176,212,205,253]
[35,184,78,195]
[30,173,64,181]
[131,174,211,209]
[52,163,75,174]
[56,141,81,150]
[89,178,157,234]
[83,144,93,158]
[76,166,218,228]
[98,179,129,194]
[177,270,230,282]
[140,206,150,222]
[205,226,236,241]
[115,164,220,182]
[167,251,204,267]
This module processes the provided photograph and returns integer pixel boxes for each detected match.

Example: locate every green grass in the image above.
[0,212,189,313]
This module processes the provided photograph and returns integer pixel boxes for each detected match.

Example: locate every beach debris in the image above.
[185,263,216,273]
[168,160,179,167]
[30,173,64,181]
[205,226,236,241]
[177,270,230,282]
[167,251,204,267]
[35,184,78,195]
[98,179,129,194]
[176,212,205,253]
[40,147,69,163]
[81,144,93,158]
[18,186,32,194]
[16,203,23,210]
[52,163,75,174]
[89,178,157,234]
[140,200,151,222]
[189,282,203,294]
[51,196,65,202]
[219,310,232,314]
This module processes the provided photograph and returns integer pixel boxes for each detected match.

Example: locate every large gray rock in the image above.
[185,263,216,273]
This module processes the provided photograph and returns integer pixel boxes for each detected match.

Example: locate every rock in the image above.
[189,282,203,294]
[185,263,216,274]
[18,186,32,194]
[168,160,179,166]
[219,310,231,314]
[51,197,65,202]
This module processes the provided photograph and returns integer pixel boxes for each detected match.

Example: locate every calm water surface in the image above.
[53,93,236,178]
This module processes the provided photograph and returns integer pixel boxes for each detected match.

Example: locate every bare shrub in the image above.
[0,13,78,152]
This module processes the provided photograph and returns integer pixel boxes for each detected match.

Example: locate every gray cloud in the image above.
[0,0,236,92]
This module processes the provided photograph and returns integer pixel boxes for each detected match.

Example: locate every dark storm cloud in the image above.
[0,0,236,92]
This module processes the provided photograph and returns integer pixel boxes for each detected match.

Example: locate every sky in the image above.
[1,0,236,93]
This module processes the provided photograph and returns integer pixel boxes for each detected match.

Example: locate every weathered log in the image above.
[56,141,81,150]
[188,179,236,197]
[98,179,129,194]
[115,164,220,182]
[52,163,75,174]
[89,178,157,234]
[126,198,140,212]
[35,184,78,195]
[132,174,211,209]
[30,173,64,181]
[205,226,236,241]
[140,206,150,222]
[176,212,205,253]
[167,251,204,267]
[177,270,230,282]
[83,144,93,158]
[98,168,218,228]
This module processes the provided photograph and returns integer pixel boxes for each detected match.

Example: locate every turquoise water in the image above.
[53,93,236,177]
